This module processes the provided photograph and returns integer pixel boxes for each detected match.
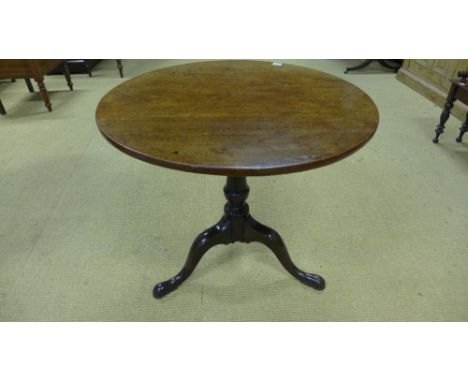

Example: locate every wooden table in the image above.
[344,59,402,74]
[96,60,379,298]
[0,59,73,113]
[433,71,468,143]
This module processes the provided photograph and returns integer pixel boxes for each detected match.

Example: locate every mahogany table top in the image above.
[96,60,379,176]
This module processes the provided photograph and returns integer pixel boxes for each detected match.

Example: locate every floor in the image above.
[0,59,467,321]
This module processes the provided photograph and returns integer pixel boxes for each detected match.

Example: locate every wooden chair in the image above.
[433,71,468,143]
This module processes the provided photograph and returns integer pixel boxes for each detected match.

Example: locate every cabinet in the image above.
[396,59,468,121]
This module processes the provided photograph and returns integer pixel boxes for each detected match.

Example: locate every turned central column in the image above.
[223,177,250,242]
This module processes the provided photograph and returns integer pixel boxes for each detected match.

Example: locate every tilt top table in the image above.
[96,60,379,299]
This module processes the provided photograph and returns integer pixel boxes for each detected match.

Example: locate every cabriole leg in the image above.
[153,176,325,298]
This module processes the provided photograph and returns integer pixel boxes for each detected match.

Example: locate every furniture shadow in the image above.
[0,90,83,118]
[446,142,468,171]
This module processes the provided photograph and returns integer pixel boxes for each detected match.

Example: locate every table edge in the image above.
[96,124,378,177]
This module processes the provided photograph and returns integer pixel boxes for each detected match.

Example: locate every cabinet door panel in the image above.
[408,59,453,91]
[397,59,468,122]
[413,59,434,68]
[432,60,453,75]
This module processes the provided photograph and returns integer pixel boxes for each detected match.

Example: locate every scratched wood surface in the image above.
[96,60,379,176]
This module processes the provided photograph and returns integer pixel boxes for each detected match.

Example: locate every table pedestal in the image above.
[153,176,326,298]
[344,59,402,74]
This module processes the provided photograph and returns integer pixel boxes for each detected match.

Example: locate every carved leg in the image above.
[153,176,325,299]
[36,79,52,112]
[116,59,123,78]
[153,219,231,298]
[0,99,6,115]
[345,59,373,74]
[434,85,457,143]
[377,59,402,72]
[244,216,325,290]
[25,78,34,93]
[63,63,73,91]
[456,113,468,143]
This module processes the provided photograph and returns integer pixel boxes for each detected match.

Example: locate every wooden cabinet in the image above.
[397,59,468,121]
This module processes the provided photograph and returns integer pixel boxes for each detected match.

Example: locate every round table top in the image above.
[96,60,379,176]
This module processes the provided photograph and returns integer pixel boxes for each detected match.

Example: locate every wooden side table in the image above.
[345,59,402,74]
[0,59,73,113]
[96,60,379,299]
[433,71,468,143]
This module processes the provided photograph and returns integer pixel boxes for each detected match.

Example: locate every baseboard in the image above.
[396,67,467,122]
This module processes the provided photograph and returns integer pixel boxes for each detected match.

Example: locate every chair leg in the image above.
[116,59,123,78]
[434,86,457,143]
[25,78,35,93]
[63,63,74,91]
[456,113,468,143]
[0,99,6,115]
[84,60,92,77]
[35,78,52,112]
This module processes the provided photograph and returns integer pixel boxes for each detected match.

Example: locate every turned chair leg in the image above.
[456,113,468,143]
[35,78,52,112]
[25,78,34,93]
[0,99,6,115]
[116,59,123,78]
[63,63,74,91]
[434,86,457,143]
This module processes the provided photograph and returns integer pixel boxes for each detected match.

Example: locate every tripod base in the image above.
[153,177,325,299]
[345,59,402,74]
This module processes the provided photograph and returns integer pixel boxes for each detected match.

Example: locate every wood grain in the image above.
[397,59,468,122]
[0,59,64,80]
[96,60,379,176]
[0,59,69,112]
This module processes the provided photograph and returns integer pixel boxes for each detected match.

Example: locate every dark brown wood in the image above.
[456,112,468,143]
[434,75,468,143]
[116,59,123,78]
[154,176,325,298]
[36,80,52,112]
[0,98,6,115]
[85,60,92,76]
[96,60,379,177]
[97,60,379,298]
[25,78,34,93]
[63,63,73,91]
[49,59,100,75]
[345,59,403,74]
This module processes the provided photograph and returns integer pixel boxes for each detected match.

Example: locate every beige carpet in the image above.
[0,59,467,321]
